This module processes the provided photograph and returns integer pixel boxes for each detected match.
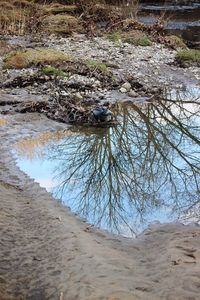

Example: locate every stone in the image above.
[120,87,127,93]
[74,92,83,100]
[60,90,68,96]
[128,90,138,97]
[121,82,132,92]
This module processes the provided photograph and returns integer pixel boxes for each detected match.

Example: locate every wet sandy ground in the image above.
[1,113,200,300]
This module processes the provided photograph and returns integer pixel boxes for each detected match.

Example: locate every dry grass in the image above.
[3,48,72,69]
[11,0,34,9]
[0,0,139,36]
[42,14,81,34]
[0,0,41,35]
[43,3,77,15]
[77,0,138,21]
[166,35,187,49]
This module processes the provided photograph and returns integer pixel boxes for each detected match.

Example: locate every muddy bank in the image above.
[1,113,200,299]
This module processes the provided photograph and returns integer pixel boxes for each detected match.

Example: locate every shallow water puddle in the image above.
[15,87,200,237]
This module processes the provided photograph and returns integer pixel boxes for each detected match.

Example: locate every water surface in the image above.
[139,1,200,47]
[15,87,200,237]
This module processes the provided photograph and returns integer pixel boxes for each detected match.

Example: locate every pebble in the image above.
[74,92,83,100]
[60,90,68,96]
[1,34,200,109]
[128,90,138,97]
[120,87,127,94]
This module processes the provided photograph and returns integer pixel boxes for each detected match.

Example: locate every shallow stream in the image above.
[139,0,200,47]
[15,86,200,237]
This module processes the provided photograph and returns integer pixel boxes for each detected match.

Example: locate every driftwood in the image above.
[16,97,116,127]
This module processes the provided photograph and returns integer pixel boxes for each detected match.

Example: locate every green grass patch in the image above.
[3,48,72,69]
[106,30,152,47]
[176,49,200,63]
[123,36,152,46]
[86,60,109,74]
[41,66,68,77]
[106,32,122,42]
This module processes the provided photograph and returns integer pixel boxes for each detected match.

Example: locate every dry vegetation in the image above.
[3,48,72,69]
[0,0,80,35]
[166,35,187,49]
[78,0,138,20]
[0,0,40,35]
[0,0,186,53]
[0,0,139,35]
[42,14,82,34]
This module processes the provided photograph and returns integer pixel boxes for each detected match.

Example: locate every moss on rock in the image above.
[3,49,72,69]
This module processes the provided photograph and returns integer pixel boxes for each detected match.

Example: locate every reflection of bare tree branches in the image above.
[47,91,200,235]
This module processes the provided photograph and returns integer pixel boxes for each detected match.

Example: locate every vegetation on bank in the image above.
[41,66,68,77]
[0,0,139,35]
[176,50,200,64]
[86,60,109,74]
[43,4,77,15]
[0,0,190,55]
[42,14,82,35]
[107,30,152,46]
[3,49,72,69]
[166,35,187,49]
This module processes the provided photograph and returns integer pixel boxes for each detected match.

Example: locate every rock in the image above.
[128,90,138,97]
[92,107,113,122]
[60,90,68,96]
[121,82,132,92]
[120,87,127,93]
[74,92,83,100]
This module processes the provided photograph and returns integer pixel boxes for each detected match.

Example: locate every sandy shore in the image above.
[0,113,200,300]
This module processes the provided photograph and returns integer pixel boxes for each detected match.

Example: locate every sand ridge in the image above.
[1,113,200,299]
